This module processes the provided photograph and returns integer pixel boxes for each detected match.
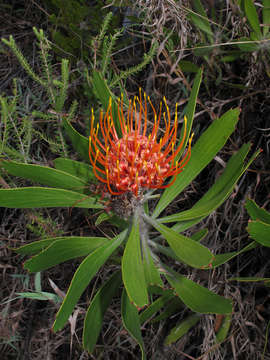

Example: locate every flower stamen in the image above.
[89,93,193,197]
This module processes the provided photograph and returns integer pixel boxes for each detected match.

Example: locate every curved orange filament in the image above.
[89,93,193,197]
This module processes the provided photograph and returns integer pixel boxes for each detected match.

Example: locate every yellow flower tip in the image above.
[88,92,193,197]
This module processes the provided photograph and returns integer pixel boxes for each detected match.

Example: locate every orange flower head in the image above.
[89,91,193,197]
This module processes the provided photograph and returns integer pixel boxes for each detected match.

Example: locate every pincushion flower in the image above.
[88,91,193,197]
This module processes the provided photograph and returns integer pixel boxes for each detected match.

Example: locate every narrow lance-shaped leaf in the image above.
[165,268,233,314]
[164,314,201,345]
[122,217,148,307]
[153,108,240,218]
[263,0,270,35]
[159,144,260,223]
[245,199,270,224]
[180,68,203,157]
[121,289,146,360]
[215,314,232,343]
[151,297,184,323]
[14,236,108,256]
[83,271,122,353]
[141,226,163,288]
[247,220,270,247]
[139,289,175,324]
[171,217,206,234]
[53,230,127,332]
[0,160,87,192]
[0,187,103,209]
[146,215,213,268]
[24,237,109,272]
[189,0,214,41]
[62,117,89,162]
[53,157,96,184]
[228,277,270,283]
[208,241,257,269]
[244,0,261,38]
[92,70,120,134]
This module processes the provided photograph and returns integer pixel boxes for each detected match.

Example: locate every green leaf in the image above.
[139,289,174,324]
[95,212,111,225]
[154,241,257,269]
[245,199,270,224]
[53,230,127,332]
[24,237,109,272]
[83,271,122,353]
[209,241,257,268]
[15,236,107,256]
[16,291,61,303]
[34,273,42,292]
[215,314,232,343]
[178,60,200,73]
[165,270,232,314]
[92,70,120,134]
[191,228,208,242]
[146,216,213,268]
[228,276,270,283]
[172,217,206,234]
[182,68,203,156]
[244,0,261,38]
[153,69,202,216]
[193,44,215,56]
[164,314,200,345]
[142,241,163,288]
[121,289,146,360]
[188,0,214,41]
[247,220,270,247]
[151,297,184,323]
[236,37,260,52]
[62,117,89,162]
[53,157,96,184]
[263,0,270,35]
[0,160,86,192]
[153,108,240,218]
[122,218,148,307]
[0,187,103,208]
[159,144,260,223]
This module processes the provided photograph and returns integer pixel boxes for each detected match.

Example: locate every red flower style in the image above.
[88,92,193,197]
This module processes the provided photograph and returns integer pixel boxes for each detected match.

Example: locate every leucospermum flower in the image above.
[89,91,193,197]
